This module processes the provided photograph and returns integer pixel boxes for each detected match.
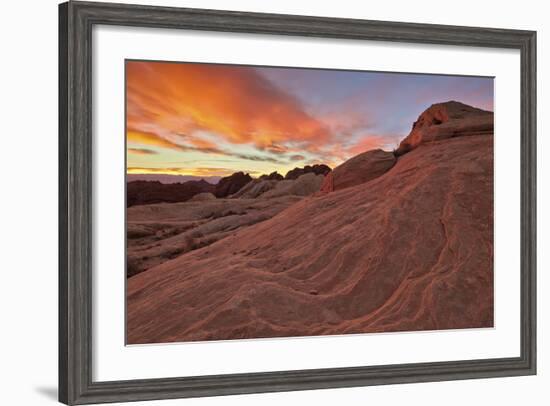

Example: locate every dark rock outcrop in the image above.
[214,172,253,198]
[127,179,215,207]
[259,172,284,181]
[285,164,331,180]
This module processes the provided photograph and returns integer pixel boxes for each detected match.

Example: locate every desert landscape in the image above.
[126,98,494,344]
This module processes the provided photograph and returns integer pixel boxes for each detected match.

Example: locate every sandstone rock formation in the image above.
[232,173,326,199]
[285,164,331,180]
[320,149,396,193]
[229,179,278,199]
[127,101,495,343]
[214,172,253,198]
[261,173,325,199]
[394,100,493,156]
[128,132,494,343]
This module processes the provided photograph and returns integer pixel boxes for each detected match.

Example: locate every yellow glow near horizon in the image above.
[127,167,246,177]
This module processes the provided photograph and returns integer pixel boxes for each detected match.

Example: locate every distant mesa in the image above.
[214,171,253,198]
[126,173,221,184]
[320,149,396,193]
[285,164,331,180]
[127,179,214,207]
[394,100,493,156]
[259,171,284,181]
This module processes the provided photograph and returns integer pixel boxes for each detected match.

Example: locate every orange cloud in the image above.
[127,129,188,151]
[126,61,331,152]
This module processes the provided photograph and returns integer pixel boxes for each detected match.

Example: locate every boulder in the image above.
[320,149,396,192]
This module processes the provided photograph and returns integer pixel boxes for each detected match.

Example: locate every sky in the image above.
[126,60,493,178]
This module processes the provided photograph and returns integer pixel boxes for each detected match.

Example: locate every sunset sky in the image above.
[126,61,493,178]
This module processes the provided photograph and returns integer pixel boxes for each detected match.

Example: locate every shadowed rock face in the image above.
[395,100,493,156]
[127,101,494,344]
[285,164,331,180]
[214,172,253,198]
[127,180,215,207]
[320,149,396,193]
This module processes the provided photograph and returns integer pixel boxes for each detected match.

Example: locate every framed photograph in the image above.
[59,1,537,404]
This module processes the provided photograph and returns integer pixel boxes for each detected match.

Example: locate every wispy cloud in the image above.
[128,128,285,164]
[127,147,158,155]
[127,130,189,151]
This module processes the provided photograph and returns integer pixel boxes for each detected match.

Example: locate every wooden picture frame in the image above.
[59,1,536,404]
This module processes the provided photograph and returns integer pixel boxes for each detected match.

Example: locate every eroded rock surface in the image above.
[127,196,301,277]
[128,134,494,343]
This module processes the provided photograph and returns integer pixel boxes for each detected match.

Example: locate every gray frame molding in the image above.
[59,1,537,404]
